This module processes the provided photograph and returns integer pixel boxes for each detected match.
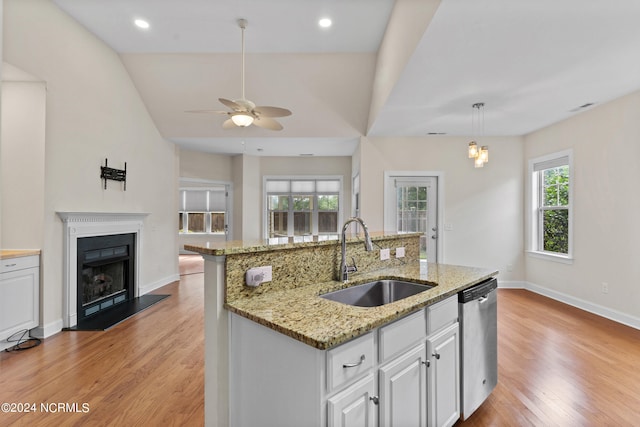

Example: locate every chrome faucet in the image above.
[340,217,374,282]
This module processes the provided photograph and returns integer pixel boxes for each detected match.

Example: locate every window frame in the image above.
[527,149,574,263]
[179,187,227,235]
[264,176,343,240]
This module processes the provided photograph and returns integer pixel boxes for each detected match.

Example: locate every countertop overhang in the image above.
[226,262,498,350]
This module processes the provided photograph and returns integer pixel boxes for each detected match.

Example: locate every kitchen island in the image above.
[186,232,497,427]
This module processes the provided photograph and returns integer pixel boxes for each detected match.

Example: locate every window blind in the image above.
[533,156,569,172]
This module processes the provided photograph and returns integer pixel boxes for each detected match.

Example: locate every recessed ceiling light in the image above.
[318,18,332,28]
[134,19,150,29]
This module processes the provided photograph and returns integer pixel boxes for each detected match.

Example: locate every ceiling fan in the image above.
[187,19,292,131]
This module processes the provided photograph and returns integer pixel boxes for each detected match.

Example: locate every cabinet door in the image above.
[379,342,427,427]
[0,267,39,334]
[327,374,376,427]
[427,323,460,427]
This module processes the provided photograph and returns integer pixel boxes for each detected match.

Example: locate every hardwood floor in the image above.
[457,289,640,426]
[2,258,640,426]
[0,255,204,427]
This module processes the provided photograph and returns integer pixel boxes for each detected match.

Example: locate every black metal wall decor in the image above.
[100,158,127,190]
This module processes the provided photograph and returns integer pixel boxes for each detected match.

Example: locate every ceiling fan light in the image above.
[231,113,254,127]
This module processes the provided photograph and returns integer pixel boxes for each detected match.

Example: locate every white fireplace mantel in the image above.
[57,212,149,328]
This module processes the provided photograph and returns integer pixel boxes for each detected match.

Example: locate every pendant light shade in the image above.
[468,103,489,168]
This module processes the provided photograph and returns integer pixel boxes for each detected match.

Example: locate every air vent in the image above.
[570,102,595,113]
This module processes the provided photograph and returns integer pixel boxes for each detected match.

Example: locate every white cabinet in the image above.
[0,255,40,351]
[427,323,460,427]
[327,374,377,427]
[379,343,427,427]
[229,293,462,427]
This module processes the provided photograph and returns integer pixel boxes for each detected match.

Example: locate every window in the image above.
[179,188,227,234]
[529,150,573,261]
[265,177,342,239]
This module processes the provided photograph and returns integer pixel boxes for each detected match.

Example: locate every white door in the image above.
[379,343,428,427]
[385,175,439,262]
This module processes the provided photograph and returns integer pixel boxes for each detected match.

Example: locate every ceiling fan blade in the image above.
[219,98,243,111]
[222,118,237,129]
[253,116,283,131]
[253,106,292,118]
[185,109,228,114]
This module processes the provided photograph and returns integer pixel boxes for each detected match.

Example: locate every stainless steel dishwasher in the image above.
[458,277,498,420]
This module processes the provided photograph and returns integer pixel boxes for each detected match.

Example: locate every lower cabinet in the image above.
[0,255,40,351]
[379,343,428,427]
[427,323,460,427]
[229,294,461,427]
[327,374,377,427]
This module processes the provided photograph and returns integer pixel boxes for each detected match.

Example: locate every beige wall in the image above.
[1,80,46,248]
[179,148,233,182]
[524,89,640,322]
[3,0,178,334]
[358,135,524,282]
[178,148,233,249]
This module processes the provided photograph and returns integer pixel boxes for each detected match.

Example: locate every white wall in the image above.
[524,89,640,323]
[358,136,524,282]
[3,0,178,334]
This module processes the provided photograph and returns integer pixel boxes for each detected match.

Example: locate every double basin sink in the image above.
[320,279,434,307]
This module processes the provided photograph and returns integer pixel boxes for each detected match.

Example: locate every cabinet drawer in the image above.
[1,255,39,274]
[379,309,426,362]
[427,294,458,335]
[327,332,374,392]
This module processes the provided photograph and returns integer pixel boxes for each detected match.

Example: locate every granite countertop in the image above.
[226,261,498,350]
[185,231,421,256]
[1,249,41,260]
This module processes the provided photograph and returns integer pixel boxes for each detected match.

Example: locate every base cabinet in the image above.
[427,323,460,427]
[0,255,40,351]
[327,374,377,427]
[379,343,427,427]
[230,294,461,427]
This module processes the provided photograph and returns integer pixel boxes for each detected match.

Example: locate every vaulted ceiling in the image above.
[52,0,640,156]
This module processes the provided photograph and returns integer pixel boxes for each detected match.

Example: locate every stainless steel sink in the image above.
[320,280,434,307]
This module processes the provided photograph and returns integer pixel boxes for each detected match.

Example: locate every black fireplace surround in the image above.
[76,233,135,323]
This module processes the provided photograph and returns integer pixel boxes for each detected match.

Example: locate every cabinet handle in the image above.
[432,352,440,360]
[4,263,17,267]
[342,354,365,368]
[421,360,430,367]
[369,396,379,405]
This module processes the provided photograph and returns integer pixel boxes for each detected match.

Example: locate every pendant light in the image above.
[468,103,489,168]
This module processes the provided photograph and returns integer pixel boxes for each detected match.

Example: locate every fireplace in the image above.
[77,233,135,322]
[58,212,148,329]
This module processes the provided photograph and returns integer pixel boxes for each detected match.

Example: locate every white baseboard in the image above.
[512,281,640,331]
[31,318,64,339]
[139,274,180,295]
[497,280,526,289]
